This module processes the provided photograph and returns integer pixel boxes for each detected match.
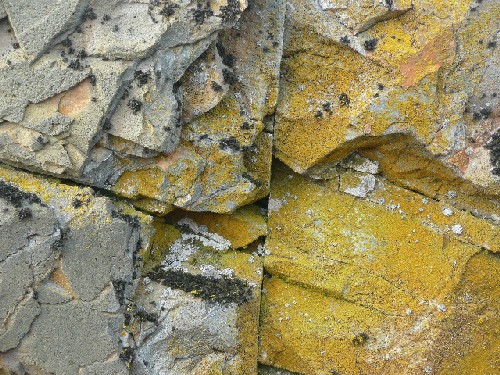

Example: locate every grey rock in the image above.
[3,0,83,57]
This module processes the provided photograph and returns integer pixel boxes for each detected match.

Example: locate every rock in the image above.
[259,161,499,374]
[0,165,153,374]
[3,0,82,57]
[129,215,263,375]
[274,0,500,191]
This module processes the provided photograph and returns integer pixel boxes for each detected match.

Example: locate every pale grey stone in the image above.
[3,0,83,57]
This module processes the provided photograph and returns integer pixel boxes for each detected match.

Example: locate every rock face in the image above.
[0,0,499,374]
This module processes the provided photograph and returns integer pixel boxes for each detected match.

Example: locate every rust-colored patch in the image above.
[59,79,92,118]
[448,150,470,174]
[50,266,77,299]
[400,30,455,89]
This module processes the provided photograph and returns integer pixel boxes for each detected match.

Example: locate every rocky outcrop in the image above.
[0,0,498,374]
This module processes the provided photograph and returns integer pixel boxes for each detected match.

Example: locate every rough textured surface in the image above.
[1,0,499,374]
[0,165,153,374]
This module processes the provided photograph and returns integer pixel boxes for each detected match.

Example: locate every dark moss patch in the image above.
[0,181,42,208]
[219,136,241,152]
[17,207,32,220]
[128,99,143,114]
[146,267,253,306]
[364,38,378,51]
[339,92,350,107]
[485,129,500,176]
[211,81,223,91]
[134,70,150,86]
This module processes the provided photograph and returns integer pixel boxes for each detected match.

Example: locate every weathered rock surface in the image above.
[259,161,499,374]
[1,0,499,374]
[0,165,153,374]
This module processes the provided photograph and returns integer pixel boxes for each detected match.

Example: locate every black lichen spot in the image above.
[315,110,323,118]
[240,121,252,130]
[88,74,96,86]
[128,99,143,114]
[18,208,32,220]
[339,92,350,107]
[352,332,369,346]
[385,0,393,9]
[72,199,83,208]
[340,36,350,44]
[220,0,242,22]
[485,129,500,176]
[146,267,253,306]
[219,136,241,152]
[211,81,223,92]
[103,119,112,131]
[119,347,134,367]
[68,60,83,71]
[77,50,88,59]
[112,279,127,305]
[111,210,140,228]
[134,70,150,86]
[102,14,111,22]
[192,4,213,25]
[75,25,83,33]
[222,53,236,68]
[61,38,72,48]
[12,43,20,49]
[83,6,97,21]
[0,181,42,208]
[472,106,492,121]
[364,38,378,51]
[242,172,263,188]
[487,41,497,48]
[160,3,179,17]
[222,68,237,85]
[113,25,119,32]
[322,101,332,113]
[134,308,159,324]
[377,83,384,90]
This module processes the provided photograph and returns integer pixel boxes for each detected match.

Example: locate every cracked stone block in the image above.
[0,165,153,374]
[129,215,263,375]
[3,0,82,57]
[258,161,499,374]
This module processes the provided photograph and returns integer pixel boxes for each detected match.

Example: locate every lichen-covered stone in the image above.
[274,0,500,191]
[259,161,499,374]
[130,214,263,375]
